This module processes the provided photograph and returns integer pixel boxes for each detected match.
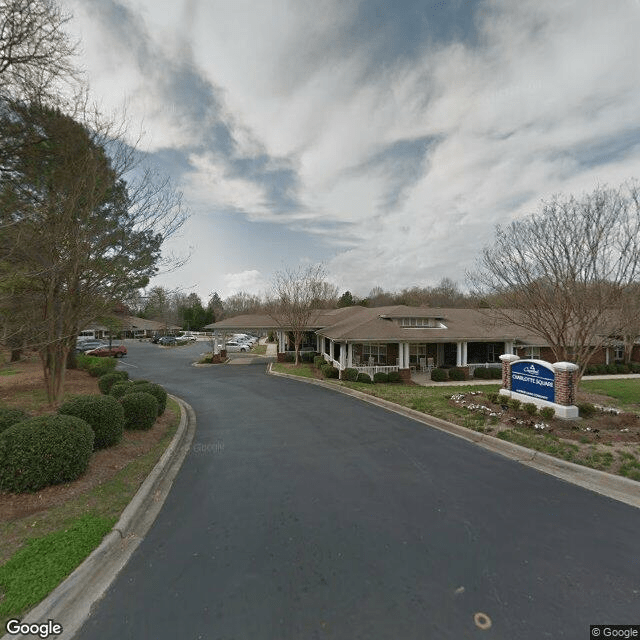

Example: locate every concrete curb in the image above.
[268,365,640,510]
[2,395,197,640]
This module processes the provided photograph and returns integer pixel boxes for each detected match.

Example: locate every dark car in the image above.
[158,336,177,346]
[85,344,127,358]
[151,334,161,344]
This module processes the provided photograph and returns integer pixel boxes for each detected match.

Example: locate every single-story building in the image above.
[205,305,640,380]
[81,315,181,339]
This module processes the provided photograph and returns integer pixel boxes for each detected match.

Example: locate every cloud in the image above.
[65,0,640,300]
[222,270,267,297]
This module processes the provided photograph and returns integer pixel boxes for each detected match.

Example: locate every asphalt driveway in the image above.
[73,340,640,639]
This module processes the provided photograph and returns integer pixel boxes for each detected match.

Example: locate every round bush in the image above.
[301,351,317,363]
[473,368,489,379]
[0,407,29,434]
[98,371,129,395]
[373,372,389,383]
[490,367,503,379]
[343,368,359,382]
[87,358,116,377]
[125,382,167,415]
[321,364,339,379]
[539,407,555,420]
[313,356,325,369]
[448,368,466,381]
[110,381,133,399]
[59,394,125,450]
[120,392,159,430]
[522,402,537,416]
[616,363,630,374]
[357,373,372,383]
[509,398,521,411]
[430,368,448,382]
[578,402,596,418]
[0,415,94,493]
[388,371,401,383]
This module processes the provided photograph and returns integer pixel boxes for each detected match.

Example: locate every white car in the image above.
[224,340,249,353]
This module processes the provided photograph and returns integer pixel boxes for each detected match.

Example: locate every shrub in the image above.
[578,402,596,419]
[448,367,466,381]
[595,364,607,374]
[473,367,489,379]
[125,382,167,415]
[342,368,359,382]
[87,358,116,377]
[630,362,640,374]
[120,392,159,430]
[616,363,630,374]
[490,367,503,379]
[357,373,372,383]
[321,364,339,379]
[605,364,617,375]
[131,379,150,385]
[314,356,325,369]
[0,415,94,492]
[110,381,133,399]
[522,402,538,416]
[98,371,129,395]
[301,351,317,363]
[0,407,29,434]
[539,407,555,420]
[59,395,125,450]
[388,371,401,383]
[584,365,597,376]
[284,352,295,363]
[430,368,448,382]
[509,398,521,411]
[485,392,498,404]
[373,372,389,383]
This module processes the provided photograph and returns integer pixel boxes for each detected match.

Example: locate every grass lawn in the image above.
[272,362,319,379]
[251,344,267,355]
[0,356,181,629]
[579,379,640,409]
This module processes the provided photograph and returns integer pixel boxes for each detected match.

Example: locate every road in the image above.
[73,340,640,639]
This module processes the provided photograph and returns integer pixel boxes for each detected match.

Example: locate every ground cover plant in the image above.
[0,351,180,629]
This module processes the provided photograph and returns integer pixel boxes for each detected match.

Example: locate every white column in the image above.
[213,332,219,353]
[347,343,353,368]
[504,340,514,355]
[330,340,335,362]
[456,341,463,366]
[462,341,468,366]
[398,342,404,368]
[278,331,285,352]
[340,343,347,369]
[404,343,410,368]
[605,348,610,365]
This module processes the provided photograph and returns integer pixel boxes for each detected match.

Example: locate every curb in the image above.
[2,395,197,640]
[268,365,640,510]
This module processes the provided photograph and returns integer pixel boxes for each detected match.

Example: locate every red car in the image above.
[85,344,127,358]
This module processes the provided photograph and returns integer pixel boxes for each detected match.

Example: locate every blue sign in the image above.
[511,360,555,402]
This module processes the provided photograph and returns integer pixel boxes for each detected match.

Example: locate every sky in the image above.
[62,0,640,302]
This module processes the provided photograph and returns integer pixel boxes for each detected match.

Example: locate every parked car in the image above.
[224,340,249,353]
[85,344,127,358]
[158,336,177,346]
[151,334,161,344]
[75,340,108,353]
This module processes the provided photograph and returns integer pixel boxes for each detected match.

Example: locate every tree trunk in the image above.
[41,342,70,407]
[66,347,77,370]
[10,349,22,362]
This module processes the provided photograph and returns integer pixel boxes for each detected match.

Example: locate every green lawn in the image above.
[271,362,318,379]
[579,379,640,409]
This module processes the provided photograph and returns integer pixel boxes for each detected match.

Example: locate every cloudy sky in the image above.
[63,0,640,301]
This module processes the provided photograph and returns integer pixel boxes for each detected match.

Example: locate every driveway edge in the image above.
[268,365,640,510]
[2,394,197,640]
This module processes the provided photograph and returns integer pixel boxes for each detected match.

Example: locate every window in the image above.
[399,317,442,328]
[614,345,625,361]
[362,343,387,364]
[524,346,540,359]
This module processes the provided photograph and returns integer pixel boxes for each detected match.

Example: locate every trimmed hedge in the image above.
[448,368,466,381]
[342,368,359,382]
[473,367,490,379]
[110,381,133,399]
[59,394,125,450]
[0,415,94,492]
[388,371,401,383]
[578,402,596,418]
[120,392,158,430]
[321,364,339,379]
[522,402,538,416]
[539,407,555,420]
[373,372,389,383]
[430,368,448,382]
[357,373,372,383]
[87,358,117,378]
[98,371,129,395]
[125,382,167,415]
[490,367,503,379]
[301,351,317,363]
[0,407,29,434]
[313,356,325,368]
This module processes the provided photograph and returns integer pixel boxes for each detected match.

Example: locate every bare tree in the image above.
[0,0,78,100]
[467,182,640,381]
[267,264,331,365]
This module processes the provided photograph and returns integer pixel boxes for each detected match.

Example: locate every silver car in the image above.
[224,340,249,353]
